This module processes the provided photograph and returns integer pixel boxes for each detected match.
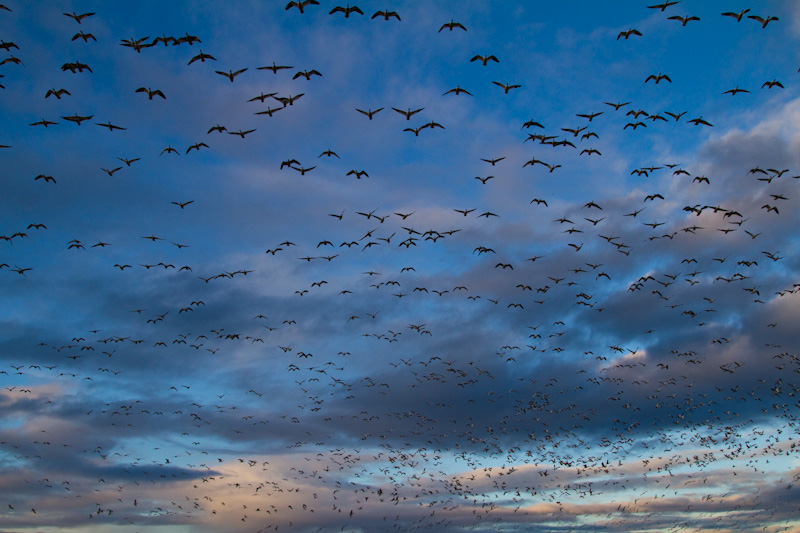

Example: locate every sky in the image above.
[1,0,800,531]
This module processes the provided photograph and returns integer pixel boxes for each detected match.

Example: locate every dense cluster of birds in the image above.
[1,2,799,532]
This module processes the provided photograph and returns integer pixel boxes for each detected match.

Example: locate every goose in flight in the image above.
[286,0,319,13]
[440,20,466,32]
[392,107,423,120]
[136,87,166,99]
[471,54,498,65]
[330,5,363,17]
[63,11,95,23]
[372,10,401,21]
[216,68,248,82]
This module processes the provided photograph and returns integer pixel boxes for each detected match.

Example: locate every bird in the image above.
[29,118,58,127]
[45,88,71,99]
[372,10,401,21]
[72,31,96,42]
[63,11,95,23]
[440,20,466,32]
[188,50,216,64]
[492,81,521,94]
[481,157,505,166]
[216,68,248,82]
[258,62,293,73]
[645,73,671,84]
[444,86,472,96]
[136,87,166,99]
[62,114,93,125]
[762,80,783,89]
[617,28,642,40]
[186,142,209,153]
[356,108,384,119]
[668,15,700,26]
[392,107,424,120]
[647,1,679,11]
[330,5,364,17]
[721,9,750,21]
[687,116,712,126]
[61,61,92,73]
[228,129,256,138]
[96,122,126,131]
[747,15,779,28]
[471,54,499,65]
[286,0,320,14]
[293,69,322,80]
[722,86,749,96]
[120,37,154,52]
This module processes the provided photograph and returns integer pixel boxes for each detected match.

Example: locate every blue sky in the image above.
[2,1,800,531]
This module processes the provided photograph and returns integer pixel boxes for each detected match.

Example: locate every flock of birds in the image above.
[1,2,800,532]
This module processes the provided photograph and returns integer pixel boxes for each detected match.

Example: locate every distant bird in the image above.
[372,10,401,21]
[35,174,56,183]
[356,108,383,119]
[687,116,712,126]
[275,93,304,106]
[471,54,498,65]
[30,118,58,127]
[492,81,521,94]
[188,50,216,64]
[186,142,209,153]
[293,69,322,80]
[96,122,126,131]
[392,107,423,120]
[248,92,278,102]
[481,157,505,166]
[444,85,472,96]
[45,88,70,99]
[721,9,750,21]
[286,0,319,13]
[228,129,256,138]
[120,37,154,52]
[330,5,363,17]
[647,1,679,11]
[668,15,700,26]
[216,68,247,82]
[136,87,166,99]
[722,86,749,95]
[617,28,642,40]
[440,20,466,32]
[63,11,95,23]
[761,80,783,89]
[62,114,93,125]
[258,62,293,73]
[61,61,92,73]
[72,31,96,42]
[747,15,778,28]
[645,73,671,84]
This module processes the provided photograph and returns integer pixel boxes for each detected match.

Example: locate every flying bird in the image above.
[471,54,498,65]
[136,87,166,99]
[668,15,700,26]
[747,15,779,28]
[721,9,750,21]
[440,20,466,32]
[63,11,95,23]
[492,81,521,94]
[372,10,401,21]
[330,5,364,17]
[216,68,248,82]
[286,0,320,13]
[617,28,642,40]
